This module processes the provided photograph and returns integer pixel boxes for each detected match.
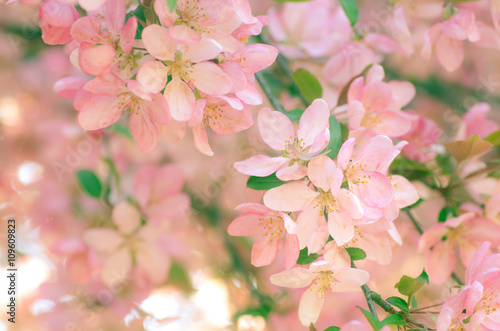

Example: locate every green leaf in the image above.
[128,6,147,38]
[357,306,383,330]
[167,0,178,11]
[247,173,286,190]
[297,247,320,265]
[323,115,345,159]
[339,0,359,26]
[389,157,433,181]
[436,154,455,174]
[438,206,457,223]
[76,170,102,198]
[108,123,133,140]
[485,130,500,146]
[346,247,366,261]
[415,269,429,285]
[167,261,194,293]
[410,296,418,309]
[386,297,410,316]
[291,68,323,104]
[324,327,340,331]
[396,275,424,298]
[310,323,318,331]
[381,314,407,326]
[286,108,305,123]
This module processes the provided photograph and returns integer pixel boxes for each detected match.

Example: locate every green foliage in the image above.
[396,270,428,303]
[286,109,305,123]
[167,261,194,293]
[76,170,102,198]
[167,0,179,11]
[324,116,347,159]
[386,296,410,315]
[485,130,500,146]
[389,157,433,181]
[438,206,457,223]
[339,0,359,26]
[297,247,320,265]
[324,327,341,331]
[291,68,323,104]
[346,247,366,261]
[357,306,383,330]
[247,173,286,190]
[233,296,274,321]
[381,314,407,326]
[436,154,455,174]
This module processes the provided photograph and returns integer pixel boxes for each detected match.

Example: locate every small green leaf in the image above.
[436,154,455,174]
[381,314,407,326]
[485,130,500,146]
[415,269,429,285]
[339,0,359,26]
[438,206,457,223]
[357,306,383,330]
[386,297,410,316]
[247,173,285,190]
[291,68,323,104]
[167,0,178,11]
[297,247,320,265]
[76,170,102,198]
[108,123,133,140]
[323,115,345,159]
[346,247,366,261]
[324,327,340,331]
[396,275,425,299]
[286,108,305,123]
[167,261,194,293]
[410,296,418,309]
[389,157,433,181]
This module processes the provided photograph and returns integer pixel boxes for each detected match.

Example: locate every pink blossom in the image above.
[70,0,138,77]
[270,261,369,326]
[421,8,480,72]
[227,203,299,269]
[134,164,190,224]
[400,113,439,163]
[346,65,416,138]
[78,73,170,152]
[38,0,80,45]
[419,213,500,284]
[83,202,170,286]
[235,99,330,181]
[457,103,499,140]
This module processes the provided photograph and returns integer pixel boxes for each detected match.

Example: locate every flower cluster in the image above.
[40,0,278,152]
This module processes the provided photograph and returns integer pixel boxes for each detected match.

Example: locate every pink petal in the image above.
[54,76,87,98]
[276,163,308,181]
[427,241,457,284]
[136,242,169,284]
[347,77,364,103]
[251,235,283,267]
[235,81,263,105]
[372,111,414,137]
[264,182,318,212]
[103,0,125,37]
[183,39,223,63]
[358,171,393,208]
[307,155,338,192]
[208,102,253,136]
[142,24,177,61]
[284,234,300,269]
[228,213,264,236]
[296,204,325,249]
[112,202,140,235]
[388,81,415,108]
[337,138,355,170]
[391,175,419,208]
[465,241,491,284]
[269,268,315,288]
[70,16,102,44]
[78,0,108,12]
[360,81,393,111]
[328,210,355,245]
[78,42,116,76]
[421,23,442,59]
[234,155,289,177]
[191,62,232,95]
[83,228,123,253]
[192,123,214,156]
[435,34,464,72]
[165,76,195,121]
[258,107,294,151]
[169,24,202,44]
[102,247,132,286]
[347,100,365,130]
[120,17,138,53]
[232,44,278,73]
[137,61,169,94]
[129,107,160,152]
[78,95,123,130]
[337,189,363,219]
[298,285,324,326]
[297,99,331,148]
